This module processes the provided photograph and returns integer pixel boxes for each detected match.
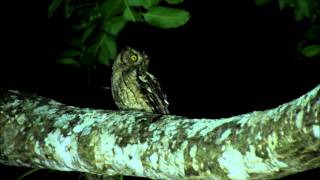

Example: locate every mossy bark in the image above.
[0,86,319,180]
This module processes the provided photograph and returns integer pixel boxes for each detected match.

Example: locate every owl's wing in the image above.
[137,71,169,114]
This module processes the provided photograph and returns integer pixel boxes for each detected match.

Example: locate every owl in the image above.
[111,47,169,114]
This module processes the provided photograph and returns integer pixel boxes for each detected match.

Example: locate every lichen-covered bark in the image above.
[0,85,319,180]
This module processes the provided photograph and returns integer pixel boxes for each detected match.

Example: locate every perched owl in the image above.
[111,47,169,114]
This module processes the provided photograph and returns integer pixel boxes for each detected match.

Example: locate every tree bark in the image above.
[0,85,319,180]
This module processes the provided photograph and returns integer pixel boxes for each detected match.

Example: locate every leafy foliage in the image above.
[143,6,190,28]
[48,0,63,18]
[48,0,190,68]
[256,0,320,59]
[255,0,272,7]
[301,45,320,58]
[128,0,160,9]
[166,0,185,5]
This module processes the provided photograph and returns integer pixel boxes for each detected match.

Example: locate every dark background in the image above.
[1,0,319,179]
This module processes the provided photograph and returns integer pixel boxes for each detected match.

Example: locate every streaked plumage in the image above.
[111,47,169,114]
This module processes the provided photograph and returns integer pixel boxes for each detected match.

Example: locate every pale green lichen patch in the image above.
[218,146,248,179]
[95,133,117,170]
[236,114,251,127]
[295,110,304,128]
[244,145,270,173]
[189,145,199,171]
[267,132,278,150]
[16,114,27,125]
[34,141,41,155]
[147,123,157,132]
[216,129,232,144]
[246,145,288,174]
[149,153,159,169]
[255,132,262,141]
[266,148,288,168]
[313,125,320,138]
[96,130,151,176]
[247,111,266,126]
[219,145,288,179]
[47,108,59,115]
[157,140,187,178]
[187,118,235,138]
[44,129,83,171]
[48,99,63,106]
[189,145,197,158]
[303,127,308,133]
[54,114,76,129]
[149,130,161,142]
[164,120,181,136]
[72,110,110,134]
[123,143,148,175]
[148,116,183,143]
[33,105,49,115]
[9,98,21,108]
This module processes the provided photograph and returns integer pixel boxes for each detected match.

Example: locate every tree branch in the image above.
[0,85,319,179]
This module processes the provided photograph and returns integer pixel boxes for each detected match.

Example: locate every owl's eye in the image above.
[130,54,138,62]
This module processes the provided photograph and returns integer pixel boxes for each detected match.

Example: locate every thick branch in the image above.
[0,85,319,179]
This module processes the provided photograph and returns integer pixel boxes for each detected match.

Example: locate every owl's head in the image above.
[113,46,149,70]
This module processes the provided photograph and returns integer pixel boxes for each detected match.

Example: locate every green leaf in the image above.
[97,35,117,65]
[60,50,82,58]
[85,44,99,64]
[105,35,117,59]
[279,0,295,10]
[57,58,81,67]
[295,0,311,21]
[123,7,143,22]
[65,0,73,18]
[305,24,320,40]
[165,0,184,4]
[255,0,272,7]
[68,38,82,48]
[302,45,320,58]
[279,0,287,10]
[127,0,160,9]
[82,26,95,42]
[143,6,190,29]
[48,0,63,18]
[100,0,125,19]
[279,0,286,10]
[123,7,136,22]
[103,16,127,36]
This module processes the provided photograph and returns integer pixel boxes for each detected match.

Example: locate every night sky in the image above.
[0,0,319,179]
